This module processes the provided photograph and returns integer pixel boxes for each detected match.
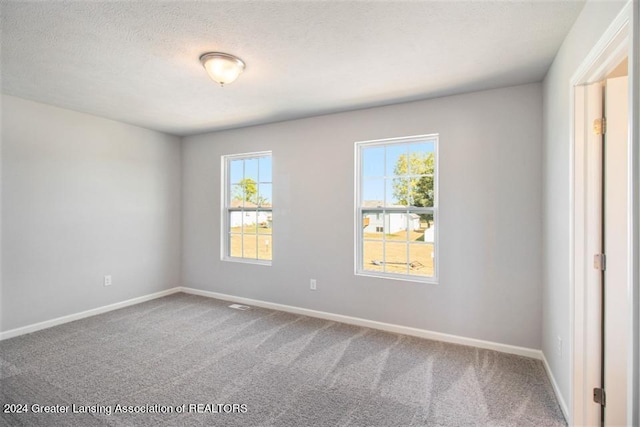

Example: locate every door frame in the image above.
[569,2,637,425]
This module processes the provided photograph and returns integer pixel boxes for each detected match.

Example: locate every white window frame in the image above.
[221,151,272,266]
[354,134,439,283]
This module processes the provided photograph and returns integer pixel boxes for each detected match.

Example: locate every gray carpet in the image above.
[0,293,566,426]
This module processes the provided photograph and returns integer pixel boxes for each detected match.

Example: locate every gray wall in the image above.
[541,0,627,409]
[182,83,543,349]
[1,95,182,332]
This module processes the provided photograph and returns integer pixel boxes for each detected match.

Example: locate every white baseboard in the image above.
[541,351,570,423]
[179,286,543,360]
[2,285,566,414]
[1,285,543,360]
[0,287,181,341]
[0,285,546,364]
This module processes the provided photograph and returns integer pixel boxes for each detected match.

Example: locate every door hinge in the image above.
[593,117,606,135]
[593,387,606,406]
[593,253,606,271]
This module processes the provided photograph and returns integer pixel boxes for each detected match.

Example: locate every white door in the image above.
[603,75,629,427]
[579,75,629,427]
[583,81,604,427]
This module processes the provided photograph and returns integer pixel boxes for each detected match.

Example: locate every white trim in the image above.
[570,3,631,86]
[630,3,640,426]
[354,133,439,147]
[542,351,570,423]
[569,3,634,425]
[0,287,181,341]
[220,257,272,267]
[179,286,541,359]
[355,270,439,285]
[220,154,227,262]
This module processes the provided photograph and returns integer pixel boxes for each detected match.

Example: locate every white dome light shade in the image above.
[200,52,245,86]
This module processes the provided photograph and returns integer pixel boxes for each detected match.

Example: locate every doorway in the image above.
[571,13,633,427]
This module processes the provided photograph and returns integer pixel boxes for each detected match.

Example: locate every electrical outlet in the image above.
[557,336,562,359]
[310,279,317,291]
[104,275,112,287]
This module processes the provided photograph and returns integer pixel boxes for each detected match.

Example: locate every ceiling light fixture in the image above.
[199,52,245,87]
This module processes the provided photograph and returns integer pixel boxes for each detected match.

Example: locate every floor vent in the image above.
[228,304,251,311]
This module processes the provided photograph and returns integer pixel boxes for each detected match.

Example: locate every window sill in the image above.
[222,257,272,267]
[355,270,438,284]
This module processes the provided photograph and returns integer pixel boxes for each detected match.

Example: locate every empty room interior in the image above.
[1,1,638,426]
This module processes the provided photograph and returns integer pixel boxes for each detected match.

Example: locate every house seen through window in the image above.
[223,152,272,263]
[356,135,438,282]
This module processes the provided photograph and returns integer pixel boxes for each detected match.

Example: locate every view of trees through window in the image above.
[359,137,437,279]
[226,153,272,262]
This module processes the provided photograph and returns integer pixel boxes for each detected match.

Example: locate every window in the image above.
[222,152,272,264]
[356,135,438,282]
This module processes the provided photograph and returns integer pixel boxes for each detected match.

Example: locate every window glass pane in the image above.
[229,233,242,258]
[259,156,272,183]
[409,141,433,155]
[409,216,436,276]
[419,212,435,240]
[245,158,259,182]
[362,146,384,178]
[385,242,408,274]
[258,235,272,260]
[385,144,409,177]
[230,159,244,184]
[242,212,257,233]
[409,244,433,277]
[386,178,409,206]
[363,241,384,273]
[258,183,272,207]
[408,155,428,175]
[407,177,420,207]
[230,184,245,207]
[242,234,257,259]
[229,180,256,207]
[362,211,384,239]
[257,211,272,234]
[229,211,243,231]
[384,212,408,239]
[402,212,433,243]
[413,176,434,207]
[362,179,384,206]
[408,141,435,174]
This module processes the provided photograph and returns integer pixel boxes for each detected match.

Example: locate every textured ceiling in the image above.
[1,1,585,136]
